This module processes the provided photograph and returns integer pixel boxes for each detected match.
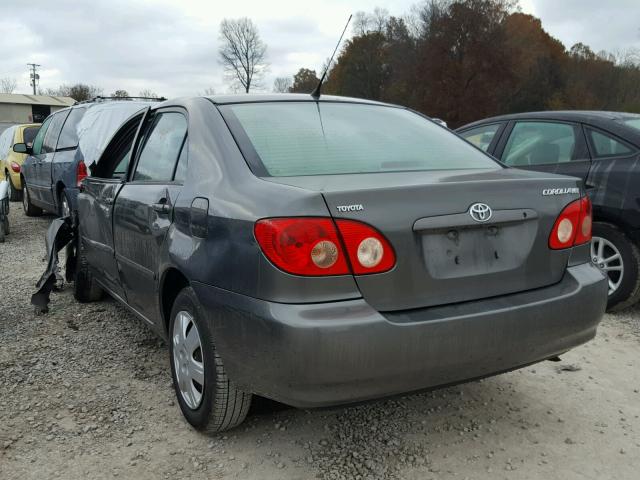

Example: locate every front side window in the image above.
[31,116,53,155]
[587,129,634,158]
[222,102,499,177]
[22,126,40,146]
[133,112,187,181]
[57,107,87,149]
[502,121,577,166]
[42,110,70,153]
[459,124,502,152]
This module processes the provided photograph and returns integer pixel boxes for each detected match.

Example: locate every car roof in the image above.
[460,110,640,129]
[205,93,393,107]
[458,110,640,147]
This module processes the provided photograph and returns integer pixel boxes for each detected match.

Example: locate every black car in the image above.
[68,95,605,432]
[458,111,640,311]
[16,99,158,218]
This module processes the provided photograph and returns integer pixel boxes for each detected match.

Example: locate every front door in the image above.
[495,120,591,184]
[23,115,52,205]
[34,110,69,209]
[112,109,188,324]
[78,110,148,300]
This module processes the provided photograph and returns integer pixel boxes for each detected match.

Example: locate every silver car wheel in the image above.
[591,236,624,295]
[61,194,70,217]
[22,184,29,211]
[172,311,205,410]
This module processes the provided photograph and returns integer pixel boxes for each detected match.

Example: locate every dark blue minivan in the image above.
[18,99,155,218]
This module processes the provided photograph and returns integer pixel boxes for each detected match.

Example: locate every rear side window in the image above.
[31,116,53,155]
[42,111,70,153]
[133,112,187,181]
[223,102,499,176]
[502,121,576,166]
[459,124,501,152]
[22,126,39,146]
[587,129,634,158]
[57,108,87,149]
[0,126,16,157]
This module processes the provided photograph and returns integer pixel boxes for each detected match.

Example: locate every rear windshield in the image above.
[222,102,499,177]
[22,126,40,146]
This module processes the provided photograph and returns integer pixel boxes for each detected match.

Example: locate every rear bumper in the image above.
[192,262,607,408]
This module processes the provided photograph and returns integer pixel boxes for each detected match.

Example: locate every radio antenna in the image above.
[311,14,352,100]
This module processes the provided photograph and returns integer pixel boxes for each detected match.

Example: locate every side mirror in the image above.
[13,143,31,154]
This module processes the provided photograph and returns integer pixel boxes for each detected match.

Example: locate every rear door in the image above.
[78,110,148,300]
[495,120,591,183]
[23,116,52,202]
[34,110,69,209]
[112,108,188,322]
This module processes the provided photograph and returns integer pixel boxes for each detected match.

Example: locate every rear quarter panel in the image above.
[162,98,361,305]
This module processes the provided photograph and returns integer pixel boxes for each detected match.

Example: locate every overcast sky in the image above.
[1,0,639,98]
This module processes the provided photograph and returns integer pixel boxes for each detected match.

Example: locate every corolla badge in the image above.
[469,203,492,222]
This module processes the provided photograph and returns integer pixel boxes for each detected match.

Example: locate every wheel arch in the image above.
[159,267,190,333]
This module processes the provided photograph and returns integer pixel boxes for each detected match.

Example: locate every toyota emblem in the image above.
[469,203,492,222]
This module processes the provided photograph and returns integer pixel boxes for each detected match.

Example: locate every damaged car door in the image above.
[77,110,149,300]
[111,109,188,324]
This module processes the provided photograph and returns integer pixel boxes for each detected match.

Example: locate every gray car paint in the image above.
[76,94,608,407]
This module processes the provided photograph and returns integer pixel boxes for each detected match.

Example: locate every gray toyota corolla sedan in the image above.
[72,94,607,433]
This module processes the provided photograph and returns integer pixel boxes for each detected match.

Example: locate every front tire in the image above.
[591,222,640,311]
[169,287,251,433]
[22,182,42,217]
[6,172,21,202]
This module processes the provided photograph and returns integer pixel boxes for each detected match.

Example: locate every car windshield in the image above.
[222,102,500,177]
[22,126,40,146]
[622,117,640,131]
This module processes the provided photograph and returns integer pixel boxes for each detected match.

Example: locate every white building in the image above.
[0,93,75,132]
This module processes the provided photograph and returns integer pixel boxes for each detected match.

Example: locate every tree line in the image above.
[283,0,640,127]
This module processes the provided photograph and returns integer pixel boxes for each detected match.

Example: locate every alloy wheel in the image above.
[61,194,70,217]
[591,236,624,295]
[172,311,205,410]
[6,173,12,199]
[22,184,29,213]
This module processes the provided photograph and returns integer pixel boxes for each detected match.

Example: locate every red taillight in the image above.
[334,219,396,274]
[254,218,350,276]
[10,162,21,173]
[254,217,396,276]
[76,160,88,187]
[549,196,592,250]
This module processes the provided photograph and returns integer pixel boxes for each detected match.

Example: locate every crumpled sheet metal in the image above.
[31,216,75,313]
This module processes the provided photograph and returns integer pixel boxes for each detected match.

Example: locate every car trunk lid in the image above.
[263,168,582,311]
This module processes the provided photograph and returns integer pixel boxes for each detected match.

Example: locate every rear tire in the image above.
[58,188,71,218]
[6,172,21,202]
[73,236,104,303]
[591,222,640,311]
[22,182,42,217]
[169,286,251,433]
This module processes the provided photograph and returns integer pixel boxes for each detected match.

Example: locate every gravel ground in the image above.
[1,204,639,480]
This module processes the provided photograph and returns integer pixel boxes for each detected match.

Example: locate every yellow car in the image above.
[0,123,41,201]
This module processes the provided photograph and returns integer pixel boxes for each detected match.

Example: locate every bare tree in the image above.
[219,18,268,93]
[0,77,17,94]
[111,89,129,98]
[202,87,216,95]
[139,89,159,98]
[273,77,292,93]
